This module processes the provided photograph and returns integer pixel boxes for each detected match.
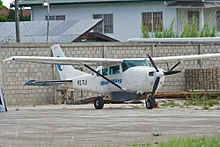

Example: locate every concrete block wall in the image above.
[0,42,219,106]
[0,44,54,106]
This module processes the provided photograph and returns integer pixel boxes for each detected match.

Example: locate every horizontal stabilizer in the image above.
[24,80,72,86]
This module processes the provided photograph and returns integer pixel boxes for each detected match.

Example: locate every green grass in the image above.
[154,136,220,147]
[159,94,220,110]
[184,94,220,110]
[141,24,149,38]
[32,136,220,147]
[93,145,119,147]
[131,136,220,147]
[160,101,180,107]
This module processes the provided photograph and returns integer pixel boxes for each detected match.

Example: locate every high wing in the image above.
[151,53,220,63]
[3,53,220,65]
[3,56,123,66]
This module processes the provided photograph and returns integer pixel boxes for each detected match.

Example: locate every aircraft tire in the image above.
[94,96,104,109]
[145,98,154,109]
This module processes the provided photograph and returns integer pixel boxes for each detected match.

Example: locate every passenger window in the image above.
[110,65,120,75]
[102,68,108,76]
[97,70,100,76]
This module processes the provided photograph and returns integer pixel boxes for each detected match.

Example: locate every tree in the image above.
[7,9,31,22]
[19,9,31,21]
[0,13,7,21]
[7,9,15,22]
[0,0,8,10]
[0,0,31,22]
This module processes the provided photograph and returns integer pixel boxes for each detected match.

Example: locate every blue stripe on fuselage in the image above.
[100,79,122,86]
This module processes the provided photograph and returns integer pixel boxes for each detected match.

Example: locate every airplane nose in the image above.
[155,69,164,77]
[147,54,181,101]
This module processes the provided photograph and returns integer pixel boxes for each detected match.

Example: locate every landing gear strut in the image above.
[145,96,155,109]
[94,96,104,109]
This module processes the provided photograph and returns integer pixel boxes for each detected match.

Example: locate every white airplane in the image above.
[3,44,220,109]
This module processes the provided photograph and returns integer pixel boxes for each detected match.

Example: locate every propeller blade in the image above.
[147,54,159,72]
[170,61,181,71]
[152,77,160,97]
[164,70,181,76]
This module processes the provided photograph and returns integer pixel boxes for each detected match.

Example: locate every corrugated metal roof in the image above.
[167,1,220,8]
[0,19,102,43]
[17,0,175,6]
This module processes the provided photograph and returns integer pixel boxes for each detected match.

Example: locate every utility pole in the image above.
[15,0,20,42]
[43,1,50,42]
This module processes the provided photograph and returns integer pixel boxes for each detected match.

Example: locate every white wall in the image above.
[32,2,176,41]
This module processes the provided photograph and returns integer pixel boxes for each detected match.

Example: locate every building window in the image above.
[45,15,65,21]
[216,11,220,31]
[142,12,163,32]
[93,14,113,33]
[153,12,163,32]
[56,15,65,20]
[93,14,103,33]
[188,11,199,30]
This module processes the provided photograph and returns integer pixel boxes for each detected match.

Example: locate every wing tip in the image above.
[2,57,15,63]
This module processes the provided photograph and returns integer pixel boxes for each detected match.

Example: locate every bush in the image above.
[141,24,149,38]
[142,14,217,38]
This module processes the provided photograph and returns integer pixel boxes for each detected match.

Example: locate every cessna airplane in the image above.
[3,44,220,109]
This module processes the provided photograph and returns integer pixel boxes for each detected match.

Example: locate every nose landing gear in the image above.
[145,96,156,109]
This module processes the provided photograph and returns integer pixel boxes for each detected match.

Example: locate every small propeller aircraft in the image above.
[3,44,220,109]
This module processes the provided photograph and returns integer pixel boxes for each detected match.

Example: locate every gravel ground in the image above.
[0,104,220,147]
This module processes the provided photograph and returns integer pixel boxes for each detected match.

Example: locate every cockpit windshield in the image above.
[122,59,149,72]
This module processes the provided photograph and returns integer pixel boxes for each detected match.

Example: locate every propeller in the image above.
[152,77,160,97]
[147,54,181,98]
[164,61,181,75]
[147,54,159,72]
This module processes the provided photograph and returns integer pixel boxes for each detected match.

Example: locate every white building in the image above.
[18,0,220,41]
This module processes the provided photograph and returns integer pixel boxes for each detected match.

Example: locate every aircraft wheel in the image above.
[145,98,154,109]
[94,96,104,109]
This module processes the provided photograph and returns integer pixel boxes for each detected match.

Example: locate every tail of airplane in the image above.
[51,44,86,80]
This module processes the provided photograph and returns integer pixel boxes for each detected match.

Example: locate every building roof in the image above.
[0,19,103,43]
[17,0,175,7]
[0,9,31,16]
[77,32,119,42]
[167,1,220,8]
[0,10,8,16]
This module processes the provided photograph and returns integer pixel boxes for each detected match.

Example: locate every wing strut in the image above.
[84,64,122,89]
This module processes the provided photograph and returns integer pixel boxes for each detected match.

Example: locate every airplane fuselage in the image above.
[69,66,165,95]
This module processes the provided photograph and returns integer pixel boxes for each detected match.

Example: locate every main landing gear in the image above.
[94,96,104,109]
[145,96,155,109]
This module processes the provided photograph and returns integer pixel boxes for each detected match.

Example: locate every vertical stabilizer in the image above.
[51,44,86,80]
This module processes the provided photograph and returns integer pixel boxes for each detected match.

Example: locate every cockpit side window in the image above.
[102,68,108,76]
[122,60,149,72]
[110,65,120,75]
[122,62,129,72]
